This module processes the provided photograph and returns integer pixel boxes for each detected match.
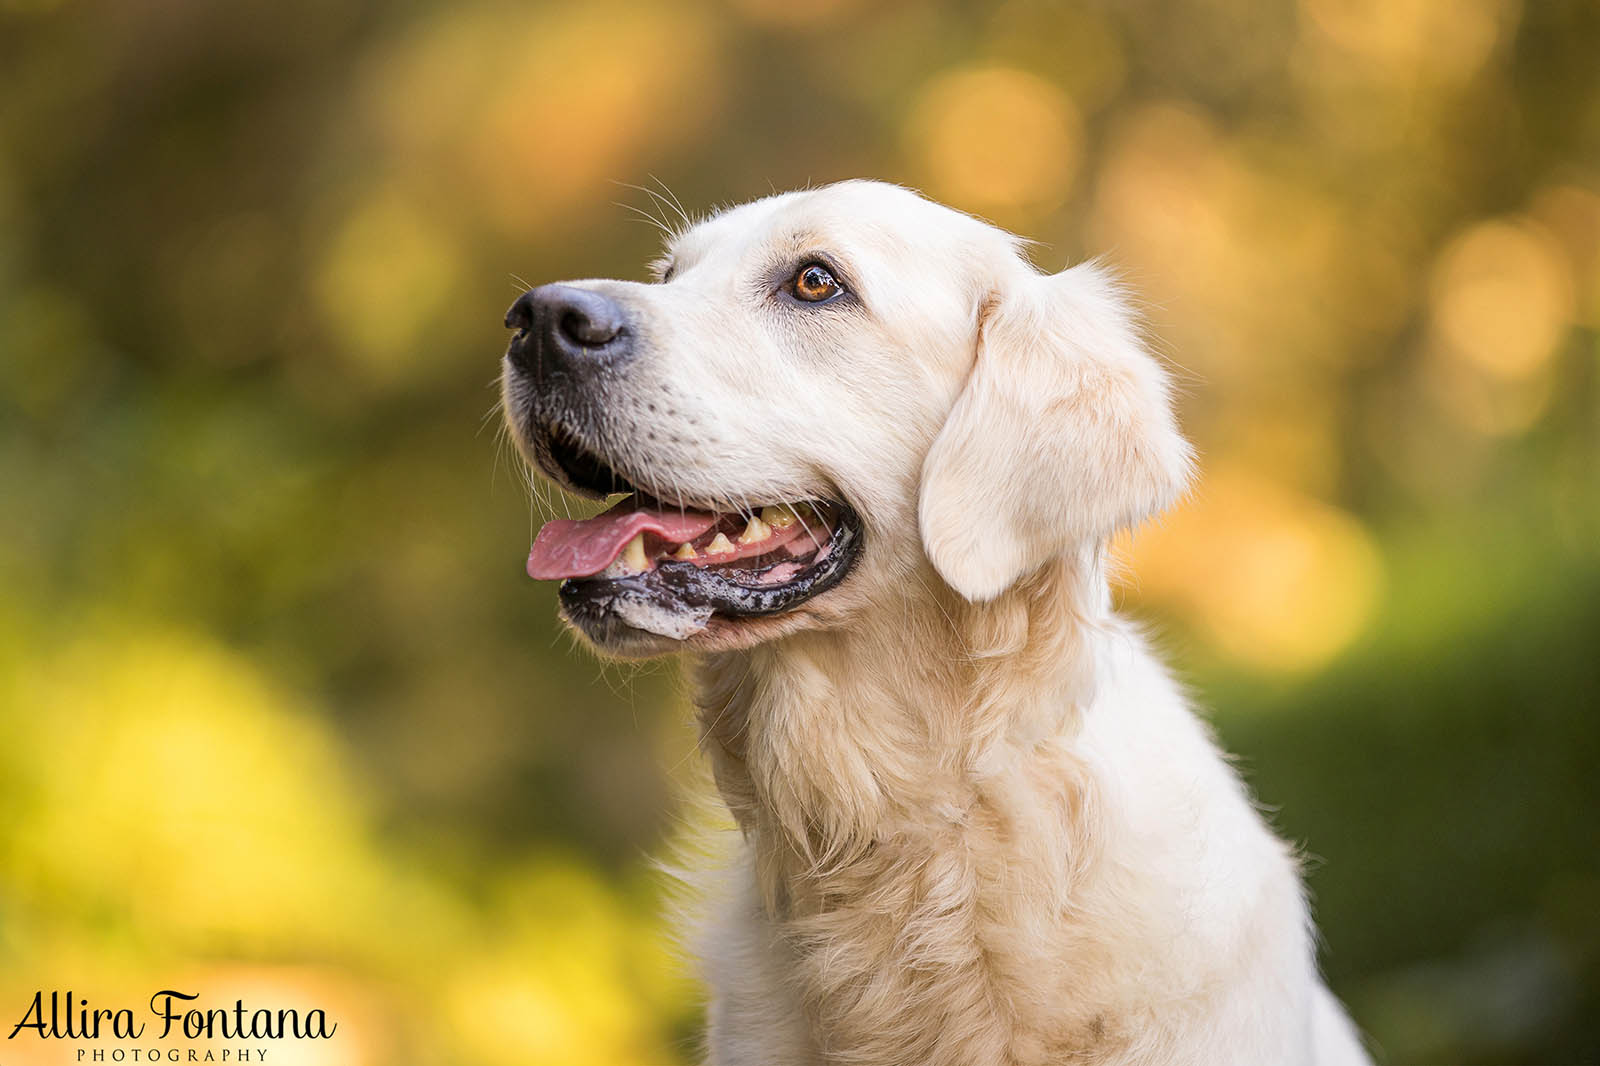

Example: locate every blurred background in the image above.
[1,0,1596,1062]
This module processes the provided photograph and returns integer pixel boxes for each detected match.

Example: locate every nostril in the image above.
[559,308,621,347]
[505,291,535,331]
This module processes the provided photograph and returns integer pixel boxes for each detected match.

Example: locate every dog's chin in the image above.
[555,611,686,659]
[559,593,848,658]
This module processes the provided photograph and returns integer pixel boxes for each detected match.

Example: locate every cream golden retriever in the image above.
[500,180,1370,1066]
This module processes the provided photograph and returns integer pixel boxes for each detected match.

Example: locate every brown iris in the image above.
[790,263,842,302]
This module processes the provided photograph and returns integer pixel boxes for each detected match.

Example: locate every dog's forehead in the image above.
[668,182,988,275]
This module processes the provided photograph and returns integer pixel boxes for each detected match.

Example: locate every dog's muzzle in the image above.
[500,284,864,647]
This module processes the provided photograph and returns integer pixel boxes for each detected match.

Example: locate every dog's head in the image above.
[501,181,1191,656]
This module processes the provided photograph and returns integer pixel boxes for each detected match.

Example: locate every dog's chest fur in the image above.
[686,562,1318,1066]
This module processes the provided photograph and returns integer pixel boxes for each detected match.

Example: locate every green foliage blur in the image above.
[1,0,1596,1063]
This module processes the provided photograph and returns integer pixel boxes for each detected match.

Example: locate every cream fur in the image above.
[507,181,1371,1065]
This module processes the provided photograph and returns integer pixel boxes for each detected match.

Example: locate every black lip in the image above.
[557,507,862,640]
[545,430,637,497]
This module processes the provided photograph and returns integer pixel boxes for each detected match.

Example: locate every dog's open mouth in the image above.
[525,435,862,642]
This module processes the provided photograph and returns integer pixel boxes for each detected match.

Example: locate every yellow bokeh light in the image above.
[1087,104,1235,347]
[1530,183,1600,325]
[1090,104,1228,268]
[1300,0,1512,80]
[906,66,1081,210]
[446,863,680,1066]
[172,966,386,1066]
[1117,468,1384,675]
[314,185,465,382]
[359,4,722,235]
[1087,102,1386,398]
[1213,401,1346,498]
[4,623,388,949]
[1428,217,1575,381]
[471,7,721,229]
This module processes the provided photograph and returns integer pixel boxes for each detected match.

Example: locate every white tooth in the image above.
[671,542,698,560]
[760,504,799,530]
[704,532,735,555]
[738,515,772,545]
[621,533,649,572]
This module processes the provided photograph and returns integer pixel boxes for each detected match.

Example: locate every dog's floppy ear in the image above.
[919,261,1193,603]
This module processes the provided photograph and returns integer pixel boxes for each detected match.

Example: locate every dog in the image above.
[500,180,1370,1066]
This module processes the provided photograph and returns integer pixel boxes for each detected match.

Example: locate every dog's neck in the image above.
[690,551,1147,1061]
[691,548,1109,906]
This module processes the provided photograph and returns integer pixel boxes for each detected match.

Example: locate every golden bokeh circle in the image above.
[906,66,1081,211]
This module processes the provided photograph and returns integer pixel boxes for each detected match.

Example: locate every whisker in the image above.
[648,174,693,230]
[792,499,822,547]
[667,468,691,521]
[610,181,677,234]
[613,178,697,244]
[614,200,673,237]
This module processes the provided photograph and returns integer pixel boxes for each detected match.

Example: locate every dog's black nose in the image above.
[505,284,630,379]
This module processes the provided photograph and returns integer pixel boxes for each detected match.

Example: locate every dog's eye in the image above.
[789,263,843,303]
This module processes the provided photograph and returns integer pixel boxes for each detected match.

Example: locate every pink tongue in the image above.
[527,498,718,580]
